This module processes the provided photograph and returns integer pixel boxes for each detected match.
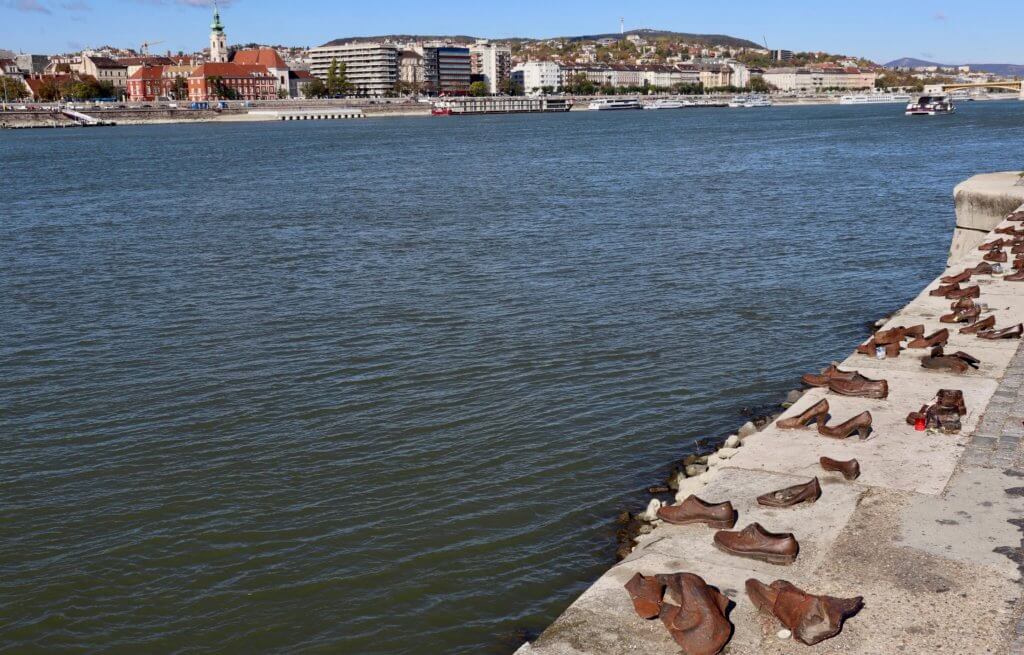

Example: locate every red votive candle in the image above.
[914,416,926,431]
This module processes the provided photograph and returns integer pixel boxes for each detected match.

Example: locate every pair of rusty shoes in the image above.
[977,323,1024,340]
[940,262,995,284]
[625,572,863,652]
[856,325,923,358]
[906,389,966,433]
[801,364,888,399]
[776,399,873,439]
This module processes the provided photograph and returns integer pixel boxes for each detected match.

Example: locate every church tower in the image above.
[209,3,228,63]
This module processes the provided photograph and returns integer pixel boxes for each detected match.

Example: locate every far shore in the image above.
[2,93,1019,129]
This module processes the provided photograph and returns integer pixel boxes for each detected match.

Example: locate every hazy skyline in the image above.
[1,0,1021,65]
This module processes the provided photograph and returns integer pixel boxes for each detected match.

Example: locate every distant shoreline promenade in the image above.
[2,93,1019,129]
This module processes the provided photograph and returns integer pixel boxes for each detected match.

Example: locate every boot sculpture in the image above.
[907,328,949,349]
[776,399,829,429]
[817,411,872,439]
[658,495,738,529]
[658,573,733,655]
[625,572,665,619]
[978,323,1024,340]
[820,456,860,480]
[756,478,821,508]
[960,315,996,334]
[713,523,799,565]
[745,579,863,646]
[906,389,966,433]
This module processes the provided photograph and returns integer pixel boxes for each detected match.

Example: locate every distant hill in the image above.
[885,57,1024,77]
[321,29,762,50]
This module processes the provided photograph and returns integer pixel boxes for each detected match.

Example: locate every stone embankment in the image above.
[518,173,1024,655]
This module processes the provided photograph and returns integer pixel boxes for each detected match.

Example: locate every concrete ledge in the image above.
[950,172,1024,264]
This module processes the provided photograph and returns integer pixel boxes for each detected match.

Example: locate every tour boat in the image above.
[587,98,643,111]
[431,106,452,116]
[905,95,955,116]
[729,95,772,108]
[839,93,912,105]
[644,98,685,110]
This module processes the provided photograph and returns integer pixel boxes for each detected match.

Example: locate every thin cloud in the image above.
[61,0,91,10]
[2,0,52,13]
[933,11,948,21]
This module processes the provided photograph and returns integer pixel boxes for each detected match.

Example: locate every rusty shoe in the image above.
[930,282,960,297]
[828,375,888,399]
[940,269,973,284]
[625,572,665,619]
[1004,269,1024,282]
[907,328,949,349]
[940,305,981,324]
[978,323,1024,340]
[756,478,821,508]
[945,285,981,300]
[658,495,738,529]
[745,579,863,646]
[801,363,855,387]
[817,411,872,440]
[820,456,860,480]
[983,249,1008,263]
[713,523,799,565]
[921,347,980,374]
[657,572,733,655]
[776,399,829,429]
[960,315,996,334]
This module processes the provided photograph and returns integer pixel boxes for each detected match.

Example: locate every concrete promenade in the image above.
[518,174,1024,655]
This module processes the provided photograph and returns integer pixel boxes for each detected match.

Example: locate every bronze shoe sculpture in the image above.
[949,296,976,311]
[940,306,981,323]
[801,363,855,387]
[625,572,665,619]
[745,579,863,646]
[983,249,1008,263]
[978,239,1006,250]
[817,411,872,440]
[828,375,888,399]
[969,262,996,275]
[945,285,981,299]
[1004,269,1024,282]
[921,347,980,373]
[907,328,949,349]
[658,495,738,529]
[756,478,821,508]
[907,390,966,433]
[855,338,901,358]
[930,282,960,297]
[657,573,734,655]
[937,389,966,415]
[776,399,829,429]
[713,523,799,565]
[960,315,996,334]
[941,269,973,284]
[978,323,1024,340]
[820,456,860,480]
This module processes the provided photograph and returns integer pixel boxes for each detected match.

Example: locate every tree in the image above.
[748,77,773,93]
[277,88,289,99]
[205,76,240,100]
[171,76,188,100]
[500,78,522,96]
[326,58,352,97]
[36,77,63,101]
[302,77,327,98]
[0,76,28,101]
[468,81,489,97]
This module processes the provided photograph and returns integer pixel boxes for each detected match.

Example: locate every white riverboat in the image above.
[728,95,772,108]
[644,98,686,110]
[905,95,955,116]
[587,98,643,111]
[839,93,912,105]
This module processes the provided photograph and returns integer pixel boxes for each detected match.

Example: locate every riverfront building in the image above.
[308,43,399,96]
[423,46,471,96]
[468,40,511,94]
[232,48,290,97]
[208,6,229,63]
[762,66,876,92]
[512,61,562,94]
[187,62,277,101]
[74,55,128,89]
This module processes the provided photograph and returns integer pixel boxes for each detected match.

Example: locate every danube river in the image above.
[3,100,1024,654]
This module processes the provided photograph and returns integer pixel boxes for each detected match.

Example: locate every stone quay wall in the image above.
[517,173,1024,655]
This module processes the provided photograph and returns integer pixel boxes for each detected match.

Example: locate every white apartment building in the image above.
[728,61,750,88]
[309,42,399,96]
[511,61,561,94]
[762,67,876,92]
[469,40,511,94]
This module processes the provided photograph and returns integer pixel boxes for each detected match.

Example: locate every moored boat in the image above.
[905,95,955,116]
[588,98,643,111]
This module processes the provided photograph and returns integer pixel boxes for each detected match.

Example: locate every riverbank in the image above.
[517,172,1024,654]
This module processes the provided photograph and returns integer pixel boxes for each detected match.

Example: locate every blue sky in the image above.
[1,0,1021,64]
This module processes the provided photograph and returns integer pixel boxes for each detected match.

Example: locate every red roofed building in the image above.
[187,62,277,101]
[127,64,191,102]
[232,48,289,96]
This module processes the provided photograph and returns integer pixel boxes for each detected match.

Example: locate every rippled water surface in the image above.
[3,101,1024,654]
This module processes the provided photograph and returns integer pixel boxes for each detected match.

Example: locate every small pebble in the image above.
[777,629,792,640]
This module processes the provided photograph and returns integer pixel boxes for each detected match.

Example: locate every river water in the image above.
[3,100,1024,654]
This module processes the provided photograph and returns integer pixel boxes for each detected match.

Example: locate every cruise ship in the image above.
[587,98,643,111]
[839,93,912,105]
